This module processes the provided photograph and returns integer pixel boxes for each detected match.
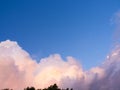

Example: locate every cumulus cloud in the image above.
[0,40,84,90]
[1,39,120,90]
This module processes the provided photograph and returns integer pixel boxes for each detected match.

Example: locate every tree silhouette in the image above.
[3,83,73,90]
[2,88,13,90]
[66,88,69,90]
[24,86,35,90]
[46,84,60,90]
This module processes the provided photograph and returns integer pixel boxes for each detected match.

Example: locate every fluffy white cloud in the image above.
[1,40,120,90]
[0,40,84,90]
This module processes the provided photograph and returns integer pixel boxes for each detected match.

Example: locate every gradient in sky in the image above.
[0,0,120,69]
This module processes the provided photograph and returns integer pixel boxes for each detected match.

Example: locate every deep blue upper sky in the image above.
[0,0,120,69]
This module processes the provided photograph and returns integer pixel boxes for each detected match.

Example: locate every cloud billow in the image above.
[0,40,120,90]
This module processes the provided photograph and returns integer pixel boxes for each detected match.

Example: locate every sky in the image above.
[0,0,120,69]
[1,0,120,90]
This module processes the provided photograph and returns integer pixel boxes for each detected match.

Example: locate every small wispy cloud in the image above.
[112,11,120,45]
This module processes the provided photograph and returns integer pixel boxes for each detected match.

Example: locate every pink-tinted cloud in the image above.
[1,39,120,90]
[0,40,84,90]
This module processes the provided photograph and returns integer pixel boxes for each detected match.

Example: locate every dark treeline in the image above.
[2,84,73,90]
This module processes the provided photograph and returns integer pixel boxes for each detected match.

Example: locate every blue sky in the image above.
[0,0,120,69]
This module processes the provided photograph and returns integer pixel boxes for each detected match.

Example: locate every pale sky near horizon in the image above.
[0,0,120,69]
